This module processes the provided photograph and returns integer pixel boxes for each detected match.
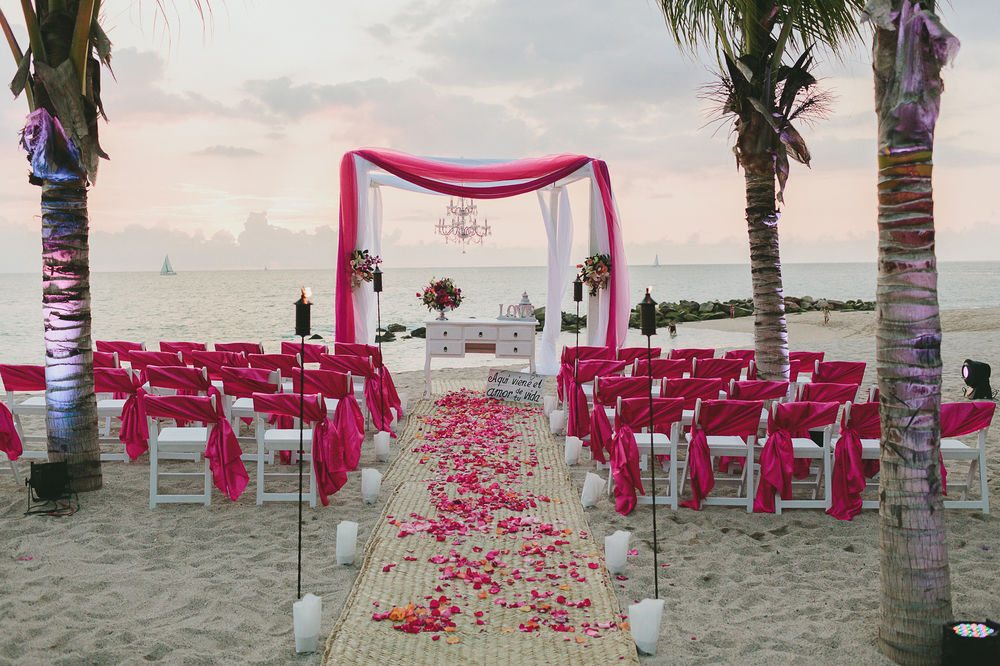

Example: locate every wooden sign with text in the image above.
[485,368,544,404]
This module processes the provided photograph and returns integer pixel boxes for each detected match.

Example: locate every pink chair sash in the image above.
[188,350,249,380]
[799,382,858,404]
[692,358,745,382]
[567,360,628,437]
[321,354,396,435]
[0,402,22,461]
[0,364,46,392]
[93,351,119,369]
[617,346,661,367]
[145,395,248,501]
[747,358,802,381]
[95,368,149,460]
[282,340,328,363]
[588,377,651,463]
[827,402,880,520]
[633,358,688,379]
[248,353,300,374]
[215,342,264,355]
[336,343,404,420]
[147,365,211,393]
[940,401,995,495]
[610,425,644,516]
[754,401,839,513]
[160,341,207,354]
[680,400,763,510]
[814,361,866,385]
[670,348,715,361]
[660,378,723,411]
[220,366,280,397]
[130,351,184,384]
[789,351,825,368]
[291,370,365,470]
[95,340,144,363]
[730,380,789,402]
[724,349,755,365]
[557,346,613,401]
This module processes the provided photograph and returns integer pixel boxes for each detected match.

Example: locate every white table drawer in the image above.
[427,340,463,356]
[427,325,462,340]
[464,326,498,341]
[496,341,530,356]
[499,326,533,341]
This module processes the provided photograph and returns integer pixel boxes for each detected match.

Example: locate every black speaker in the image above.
[27,461,69,501]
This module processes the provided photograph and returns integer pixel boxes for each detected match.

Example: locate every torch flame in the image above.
[301,286,312,305]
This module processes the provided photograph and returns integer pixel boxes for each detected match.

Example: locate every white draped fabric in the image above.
[535,186,574,374]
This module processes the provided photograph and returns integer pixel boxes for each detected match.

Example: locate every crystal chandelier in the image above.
[435,197,491,250]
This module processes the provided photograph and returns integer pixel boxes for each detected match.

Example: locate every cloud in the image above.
[196,145,262,158]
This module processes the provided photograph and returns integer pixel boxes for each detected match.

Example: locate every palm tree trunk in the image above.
[41,179,102,492]
[871,1,957,662]
[744,164,790,381]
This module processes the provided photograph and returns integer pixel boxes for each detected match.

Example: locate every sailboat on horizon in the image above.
[653,254,660,267]
[160,255,177,276]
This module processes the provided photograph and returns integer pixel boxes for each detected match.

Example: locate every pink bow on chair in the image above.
[827,402,879,521]
[610,424,644,515]
[0,402,22,462]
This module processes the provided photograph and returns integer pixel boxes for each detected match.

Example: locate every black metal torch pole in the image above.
[640,288,659,599]
[573,278,583,398]
[294,287,312,601]
[373,267,386,431]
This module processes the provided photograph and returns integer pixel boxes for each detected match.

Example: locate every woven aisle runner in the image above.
[324,385,639,665]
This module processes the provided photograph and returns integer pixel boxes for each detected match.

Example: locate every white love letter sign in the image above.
[485,368,544,404]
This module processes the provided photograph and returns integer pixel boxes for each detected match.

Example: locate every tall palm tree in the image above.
[867,1,959,662]
[1,1,113,491]
[657,1,864,380]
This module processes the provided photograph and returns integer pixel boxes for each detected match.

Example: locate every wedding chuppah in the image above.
[334,149,630,374]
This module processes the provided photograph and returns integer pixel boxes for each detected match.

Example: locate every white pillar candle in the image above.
[564,436,583,466]
[581,472,604,508]
[629,598,665,656]
[604,530,630,574]
[336,520,358,565]
[292,593,322,653]
[543,395,558,416]
[549,409,566,435]
[361,468,382,504]
[399,393,409,414]
[374,431,391,462]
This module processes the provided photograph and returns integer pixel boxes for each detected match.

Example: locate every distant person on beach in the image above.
[668,322,677,337]
[823,306,831,326]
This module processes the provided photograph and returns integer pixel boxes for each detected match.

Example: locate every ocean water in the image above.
[0,262,995,373]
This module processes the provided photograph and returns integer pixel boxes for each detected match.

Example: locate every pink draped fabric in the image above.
[130,351,184,385]
[747,358,802,382]
[93,351,119,369]
[320,353,395,435]
[95,368,148,460]
[692,358,745,383]
[754,401,840,513]
[680,400,764,510]
[95,340,144,363]
[669,348,715,362]
[248,353,301,375]
[0,402,22,461]
[147,365,211,393]
[336,343,404,420]
[565,360,626,439]
[617,347,661,367]
[799,382,858,404]
[633,358,688,380]
[589,376,650,463]
[0,364,46,391]
[724,349,755,365]
[220,366,280,397]
[215,342,264,355]
[335,150,625,348]
[188,350,249,380]
[282,340,329,364]
[827,402,880,520]
[789,351,825,369]
[144,395,248,501]
[940,401,996,495]
[292,369,366,469]
[660,378,723,411]
[251,392,355,505]
[610,425,644,516]
[729,380,790,402]
[557,346,613,402]
[814,361,866,385]
[160,341,207,354]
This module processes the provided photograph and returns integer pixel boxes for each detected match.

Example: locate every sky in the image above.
[1,0,999,273]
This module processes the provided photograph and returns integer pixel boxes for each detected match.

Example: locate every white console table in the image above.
[424,318,537,395]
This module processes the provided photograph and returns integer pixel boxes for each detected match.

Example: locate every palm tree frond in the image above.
[18,0,46,63]
[70,0,98,95]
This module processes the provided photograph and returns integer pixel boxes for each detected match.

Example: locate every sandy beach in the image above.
[1,308,997,665]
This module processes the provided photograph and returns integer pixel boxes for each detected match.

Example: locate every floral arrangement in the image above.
[349,249,382,287]
[577,253,611,297]
[418,277,463,319]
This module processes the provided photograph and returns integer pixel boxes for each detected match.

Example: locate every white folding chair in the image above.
[940,402,993,513]
[146,395,217,508]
